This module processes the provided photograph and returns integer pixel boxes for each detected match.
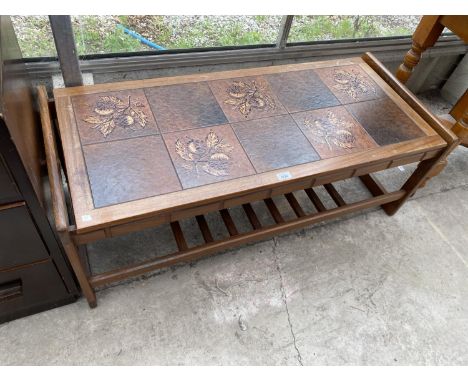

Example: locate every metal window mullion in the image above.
[276,15,294,49]
[49,15,83,87]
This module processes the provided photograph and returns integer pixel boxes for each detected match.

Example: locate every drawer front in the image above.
[0,205,50,270]
[0,260,69,322]
[0,155,20,204]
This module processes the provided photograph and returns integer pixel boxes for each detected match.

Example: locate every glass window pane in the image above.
[11,15,57,58]
[73,15,282,55]
[288,16,422,43]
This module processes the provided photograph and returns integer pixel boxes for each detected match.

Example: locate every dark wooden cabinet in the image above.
[0,15,78,322]
[0,204,50,269]
[0,118,78,324]
[0,155,20,204]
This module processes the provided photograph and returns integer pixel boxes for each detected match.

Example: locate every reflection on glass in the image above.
[11,15,57,58]
[73,15,283,55]
[288,16,422,43]
[11,15,427,58]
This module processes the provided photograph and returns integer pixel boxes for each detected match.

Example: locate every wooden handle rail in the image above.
[37,86,69,232]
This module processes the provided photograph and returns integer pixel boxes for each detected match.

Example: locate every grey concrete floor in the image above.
[1,101,468,366]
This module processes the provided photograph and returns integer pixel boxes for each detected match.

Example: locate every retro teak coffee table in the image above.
[40,53,458,307]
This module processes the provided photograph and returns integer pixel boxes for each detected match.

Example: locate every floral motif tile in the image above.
[144,82,228,133]
[163,124,256,189]
[71,89,159,145]
[314,65,386,104]
[83,136,182,208]
[209,76,288,122]
[231,115,320,173]
[346,98,426,146]
[265,70,340,113]
[292,106,378,159]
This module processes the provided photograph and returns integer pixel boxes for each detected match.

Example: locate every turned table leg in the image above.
[396,42,427,84]
[396,16,444,84]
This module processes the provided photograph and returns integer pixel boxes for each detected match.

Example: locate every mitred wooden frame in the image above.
[39,53,459,308]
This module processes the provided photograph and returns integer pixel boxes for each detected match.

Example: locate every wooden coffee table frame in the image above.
[39,53,459,308]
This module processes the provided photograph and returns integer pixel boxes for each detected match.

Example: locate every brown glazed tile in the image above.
[144,82,227,133]
[209,76,288,123]
[314,65,385,104]
[265,70,340,113]
[292,106,378,159]
[231,115,320,173]
[346,98,426,146]
[72,89,159,145]
[83,136,181,208]
[163,124,256,189]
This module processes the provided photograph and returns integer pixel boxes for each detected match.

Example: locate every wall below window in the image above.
[28,36,466,103]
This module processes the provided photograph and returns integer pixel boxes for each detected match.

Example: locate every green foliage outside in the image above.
[11,15,417,58]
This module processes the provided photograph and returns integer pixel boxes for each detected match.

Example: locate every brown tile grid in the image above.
[71,89,160,145]
[82,135,181,208]
[163,124,256,189]
[231,115,321,173]
[209,76,288,123]
[292,106,378,160]
[144,82,228,133]
[265,70,340,113]
[314,64,386,104]
[346,98,426,146]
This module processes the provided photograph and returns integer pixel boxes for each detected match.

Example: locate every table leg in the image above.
[396,16,444,83]
[452,108,468,147]
[383,133,458,215]
[60,232,97,308]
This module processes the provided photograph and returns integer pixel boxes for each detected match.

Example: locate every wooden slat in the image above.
[359,174,387,196]
[219,209,238,237]
[170,221,188,251]
[264,198,284,223]
[284,193,306,217]
[196,215,214,243]
[242,203,262,230]
[37,86,69,232]
[305,188,326,212]
[89,190,406,288]
[324,184,346,207]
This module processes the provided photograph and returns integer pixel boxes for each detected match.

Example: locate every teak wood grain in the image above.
[53,56,445,234]
[43,53,458,308]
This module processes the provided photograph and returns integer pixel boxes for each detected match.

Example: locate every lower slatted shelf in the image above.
[89,176,400,288]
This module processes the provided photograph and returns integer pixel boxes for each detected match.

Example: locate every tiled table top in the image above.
[54,57,443,231]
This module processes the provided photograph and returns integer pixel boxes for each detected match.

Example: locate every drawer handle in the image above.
[0,279,22,302]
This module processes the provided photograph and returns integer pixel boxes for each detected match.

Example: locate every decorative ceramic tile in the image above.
[231,115,320,173]
[209,76,288,122]
[163,124,256,189]
[346,98,426,146]
[292,106,378,159]
[72,89,159,145]
[314,65,385,104]
[83,136,181,208]
[265,70,340,113]
[144,82,227,133]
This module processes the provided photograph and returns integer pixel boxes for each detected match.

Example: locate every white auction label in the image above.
[81,215,92,222]
[276,171,293,181]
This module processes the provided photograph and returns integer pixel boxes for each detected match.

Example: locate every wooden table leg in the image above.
[60,232,97,308]
[396,16,444,83]
[452,108,468,147]
[383,136,458,216]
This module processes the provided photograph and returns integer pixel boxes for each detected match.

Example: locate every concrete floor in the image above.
[1,98,467,365]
